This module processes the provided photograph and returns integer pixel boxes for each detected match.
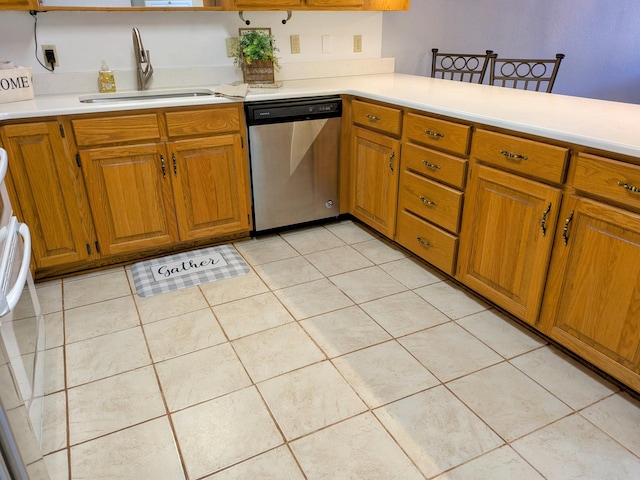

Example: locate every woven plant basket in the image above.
[242,60,275,84]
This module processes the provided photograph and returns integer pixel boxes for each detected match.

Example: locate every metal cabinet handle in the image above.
[541,203,551,237]
[422,160,441,170]
[366,114,380,121]
[389,151,395,173]
[160,154,166,178]
[562,210,574,246]
[500,150,528,161]
[416,236,433,247]
[172,153,178,176]
[425,130,444,138]
[617,181,640,193]
[419,195,438,207]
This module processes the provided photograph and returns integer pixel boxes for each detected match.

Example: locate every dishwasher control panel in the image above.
[245,96,342,125]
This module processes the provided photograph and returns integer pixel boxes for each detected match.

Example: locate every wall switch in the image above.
[353,35,363,53]
[290,35,301,54]
[42,45,59,68]
[322,35,332,53]
[226,37,238,58]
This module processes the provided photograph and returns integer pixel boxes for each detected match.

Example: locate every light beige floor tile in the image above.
[254,256,323,290]
[434,446,544,480]
[512,414,640,479]
[66,326,151,387]
[44,346,64,394]
[64,295,139,343]
[274,278,353,320]
[374,386,503,478]
[205,446,305,480]
[41,391,66,455]
[511,346,618,410]
[457,309,546,359]
[143,308,227,362]
[199,270,269,306]
[232,322,325,382]
[234,235,300,265]
[330,266,407,303]
[70,417,185,480]
[361,290,450,337]
[281,226,346,255]
[258,361,367,440]
[172,387,283,479]
[213,292,294,340]
[325,220,378,244]
[448,362,572,442]
[300,305,391,357]
[135,285,210,324]
[351,238,408,264]
[581,392,640,456]
[380,257,446,288]
[156,343,251,412]
[63,268,131,309]
[290,413,424,480]
[415,280,489,319]
[304,245,374,277]
[36,280,63,315]
[43,450,68,480]
[399,322,502,382]
[67,366,165,445]
[44,311,63,349]
[333,341,440,408]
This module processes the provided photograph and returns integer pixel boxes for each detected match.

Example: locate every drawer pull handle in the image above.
[425,130,445,138]
[160,154,167,178]
[617,181,640,193]
[366,114,380,121]
[500,150,528,161]
[541,203,551,237]
[562,210,574,246]
[416,236,433,248]
[422,160,441,170]
[419,195,438,207]
[389,151,395,173]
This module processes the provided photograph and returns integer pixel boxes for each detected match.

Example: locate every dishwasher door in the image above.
[248,116,341,232]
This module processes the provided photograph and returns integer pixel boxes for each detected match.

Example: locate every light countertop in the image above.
[2,73,639,158]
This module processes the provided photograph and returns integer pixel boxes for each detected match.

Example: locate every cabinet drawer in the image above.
[402,142,467,189]
[72,114,161,147]
[405,113,471,156]
[395,209,458,275]
[165,107,241,137]
[398,170,463,234]
[471,129,569,184]
[572,153,640,210]
[352,100,402,136]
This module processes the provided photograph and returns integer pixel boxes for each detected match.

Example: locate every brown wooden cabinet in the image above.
[227,0,404,9]
[0,121,95,269]
[0,0,37,10]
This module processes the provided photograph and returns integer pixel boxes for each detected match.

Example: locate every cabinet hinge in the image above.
[75,154,82,167]
[86,243,92,255]
[94,242,101,254]
[59,124,65,138]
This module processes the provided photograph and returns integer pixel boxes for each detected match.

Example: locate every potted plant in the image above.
[233,28,280,84]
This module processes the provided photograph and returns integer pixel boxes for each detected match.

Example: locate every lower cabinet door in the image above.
[80,143,179,256]
[457,164,561,324]
[539,195,640,390]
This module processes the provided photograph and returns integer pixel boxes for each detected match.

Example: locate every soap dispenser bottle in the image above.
[98,61,116,93]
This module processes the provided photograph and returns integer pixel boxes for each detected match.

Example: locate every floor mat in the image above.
[131,245,250,297]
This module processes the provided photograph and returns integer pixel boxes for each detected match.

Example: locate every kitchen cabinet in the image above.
[226,0,406,10]
[0,121,95,269]
[539,153,640,391]
[0,0,36,10]
[395,112,469,274]
[457,129,568,325]
[349,99,402,238]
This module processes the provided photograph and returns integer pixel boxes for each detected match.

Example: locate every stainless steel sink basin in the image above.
[79,88,215,103]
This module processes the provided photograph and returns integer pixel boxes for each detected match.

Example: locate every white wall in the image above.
[382,0,640,104]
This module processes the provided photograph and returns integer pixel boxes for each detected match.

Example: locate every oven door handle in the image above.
[5,222,31,311]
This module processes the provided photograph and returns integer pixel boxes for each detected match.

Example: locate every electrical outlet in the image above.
[226,37,238,58]
[290,35,301,54]
[42,44,58,68]
[353,35,363,53]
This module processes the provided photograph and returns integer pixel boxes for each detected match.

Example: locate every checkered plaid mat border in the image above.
[131,245,250,298]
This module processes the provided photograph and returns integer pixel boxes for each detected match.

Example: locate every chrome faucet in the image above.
[133,27,153,90]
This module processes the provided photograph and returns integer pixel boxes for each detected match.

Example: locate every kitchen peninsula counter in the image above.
[2,72,639,159]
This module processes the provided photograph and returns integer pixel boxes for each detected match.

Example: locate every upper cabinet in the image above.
[0,0,37,9]
[224,0,406,9]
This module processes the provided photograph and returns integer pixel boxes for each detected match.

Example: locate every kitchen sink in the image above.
[79,88,215,103]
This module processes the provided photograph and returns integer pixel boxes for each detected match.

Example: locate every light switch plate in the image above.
[290,35,301,54]
[354,35,363,53]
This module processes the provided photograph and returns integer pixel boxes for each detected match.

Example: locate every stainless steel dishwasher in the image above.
[245,96,342,232]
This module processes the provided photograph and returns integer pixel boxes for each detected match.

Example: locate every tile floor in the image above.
[35,220,640,479]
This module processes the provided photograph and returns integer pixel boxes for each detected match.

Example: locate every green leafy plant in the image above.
[232,29,281,70]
